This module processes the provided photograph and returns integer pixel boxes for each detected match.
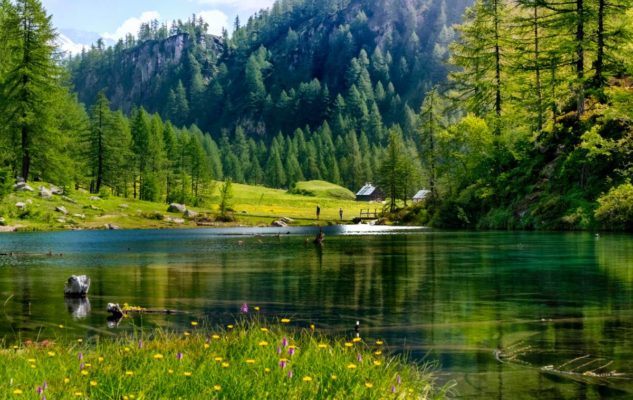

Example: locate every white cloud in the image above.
[102,11,161,41]
[198,10,229,36]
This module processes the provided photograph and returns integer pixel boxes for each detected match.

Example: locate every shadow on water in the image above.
[0,229,632,399]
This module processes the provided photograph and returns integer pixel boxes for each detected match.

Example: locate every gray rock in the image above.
[183,209,198,219]
[55,206,68,215]
[280,217,295,224]
[72,213,86,219]
[56,218,66,223]
[0,217,6,226]
[39,186,52,199]
[50,186,64,195]
[105,223,120,230]
[89,196,101,201]
[118,204,129,209]
[88,205,101,211]
[165,217,185,224]
[168,203,187,213]
[15,202,27,210]
[26,199,32,204]
[272,220,288,228]
[15,183,34,192]
[64,275,91,297]
[62,195,77,204]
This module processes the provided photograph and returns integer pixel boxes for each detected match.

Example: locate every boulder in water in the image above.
[64,275,91,298]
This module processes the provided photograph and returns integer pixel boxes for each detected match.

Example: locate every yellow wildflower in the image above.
[365,382,374,388]
[64,377,70,384]
[85,363,92,368]
[90,380,98,387]
[212,334,220,340]
[153,353,164,360]
[302,376,313,382]
[222,362,230,368]
[310,324,315,331]
[258,341,269,346]
[352,337,362,343]
[254,306,260,311]
[346,363,357,369]
[123,397,129,400]
[30,364,36,369]
[331,375,338,380]
[318,343,327,349]
[375,340,384,345]
[98,356,104,362]
[47,351,56,357]
[81,370,89,376]
[281,318,291,323]
[264,368,271,373]
[214,385,221,391]
[373,360,382,366]
[204,343,210,349]
[12,389,23,395]
[260,328,268,332]
[27,358,36,363]
[168,369,174,374]
[191,321,198,327]
[214,356,223,362]
[374,350,382,356]
[184,331,190,336]
[124,347,130,352]
[125,371,134,376]
[77,339,83,343]
[246,359,256,364]
[59,325,64,329]
[74,392,83,397]
[184,372,192,377]
[227,324,234,329]
[344,342,353,347]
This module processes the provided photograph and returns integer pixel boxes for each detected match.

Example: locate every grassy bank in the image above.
[0,181,378,232]
[0,320,447,399]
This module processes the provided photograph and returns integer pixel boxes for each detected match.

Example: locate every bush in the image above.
[0,168,13,200]
[595,183,633,231]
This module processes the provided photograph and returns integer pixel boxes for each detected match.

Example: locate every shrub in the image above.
[595,183,633,231]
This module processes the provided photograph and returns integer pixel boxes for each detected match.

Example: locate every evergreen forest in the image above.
[1,0,633,230]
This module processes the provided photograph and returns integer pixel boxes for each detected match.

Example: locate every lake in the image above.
[1,228,632,399]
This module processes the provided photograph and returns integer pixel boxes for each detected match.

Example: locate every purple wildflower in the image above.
[177,352,183,361]
[391,385,396,394]
[279,359,287,369]
[282,337,288,347]
[79,363,85,371]
[357,353,363,362]
[78,352,83,361]
[42,396,47,400]
[287,370,293,379]
[138,340,143,349]
[288,347,295,357]
[42,382,48,390]
[277,347,282,355]
[240,303,249,313]
[396,374,401,385]
[36,387,43,394]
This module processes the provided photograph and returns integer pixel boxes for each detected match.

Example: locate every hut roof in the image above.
[413,189,431,200]
[356,183,378,196]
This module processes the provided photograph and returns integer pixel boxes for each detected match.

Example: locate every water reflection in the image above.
[0,230,632,398]
[65,297,91,319]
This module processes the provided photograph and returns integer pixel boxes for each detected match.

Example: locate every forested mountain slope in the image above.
[68,0,471,139]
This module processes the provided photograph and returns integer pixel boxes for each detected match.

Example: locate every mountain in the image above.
[67,0,471,140]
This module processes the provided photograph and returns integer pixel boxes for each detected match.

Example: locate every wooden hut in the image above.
[355,183,385,202]
[413,189,431,204]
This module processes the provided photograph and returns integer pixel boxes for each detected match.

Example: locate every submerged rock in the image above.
[64,275,91,298]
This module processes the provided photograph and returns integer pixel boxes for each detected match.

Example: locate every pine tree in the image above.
[0,0,59,180]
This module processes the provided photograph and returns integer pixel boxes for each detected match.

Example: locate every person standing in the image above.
[339,208,343,221]
[316,204,321,220]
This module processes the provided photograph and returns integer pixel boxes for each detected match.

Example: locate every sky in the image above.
[41,0,276,53]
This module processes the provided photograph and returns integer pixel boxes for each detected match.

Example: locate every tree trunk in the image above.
[533,5,543,131]
[593,0,605,89]
[493,0,502,133]
[576,0,585,116]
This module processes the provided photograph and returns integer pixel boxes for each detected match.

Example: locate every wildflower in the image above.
[138,340,143,349]
[85,363,92,368]
[373,360,382,366]
[42,382,48,390]
[222,362,230,368]
[184,331,190,337]
[258,341,268,347]
[391,385,396,394]
[212,334,221,340]
[64,378,70,384]
[90,380,97,387]
[264,368,271,373]
[27,358,36,363]
[125,371,134,376]
[240,303,249,313]
[282,337,288,347]
[344,342,353,348]
[353,337,362,343]
[346,363,357,369]
[279,359,288,369]
[124,347,130,352]
[177,352,183,360]
[260,328,269,332]
[214,356,223,362]
[98,356,104,362]
[302,376,313,382]
[204,343,210,349]
[78,352,84,361]
[310,324,315,331]
[213,385,221,391]
[59,325,64,329]
[318,343,327,349]
[374,350,382,356]
[365,382,373,388]
[47,351,56,357]
[184,372,192,377]
[81,370,89,376]
[246,359,256,364]
[287,370,293,379]
[331,375,337,380]
[288,346,296,357]
[12,345,18,350]
[191,321,198,327]
[153,353,164,360]
[13,389,22,395]
[281,318,290,323]
[227,324,234,329]
[37,387,43,394]
[77,339,83,343]
[254,306,260,311]
[74,392,83,396]
[277,346,282,355]
[168,369,174,374]
[80,362,85,370]
[397,374,401,385]
[376,340,384,346]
